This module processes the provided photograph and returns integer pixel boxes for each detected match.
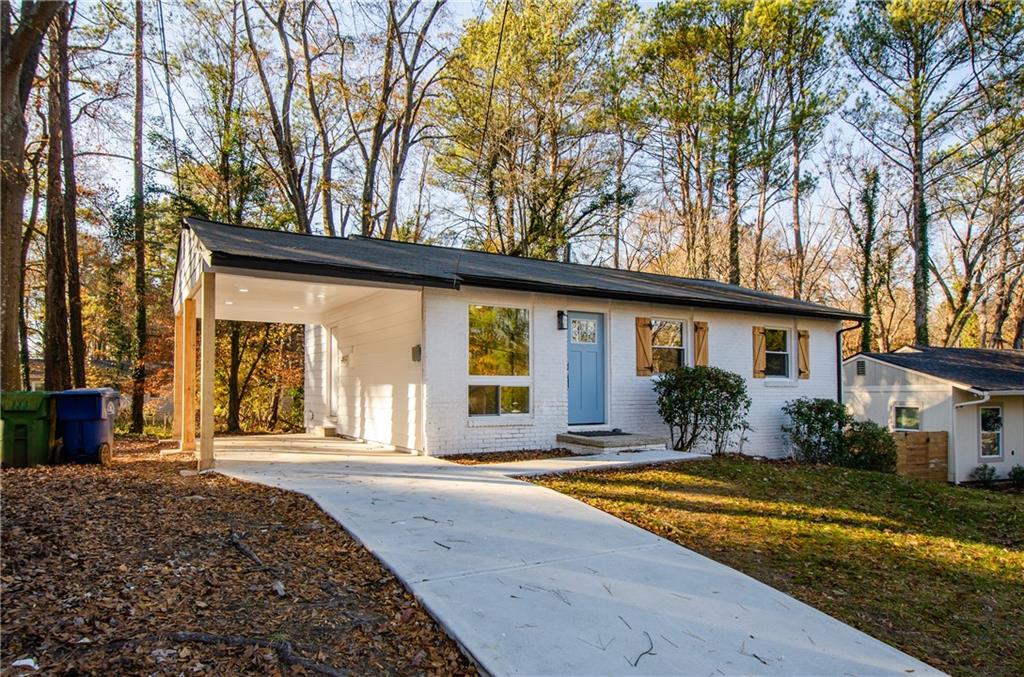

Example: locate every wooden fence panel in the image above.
[893,431,948,482]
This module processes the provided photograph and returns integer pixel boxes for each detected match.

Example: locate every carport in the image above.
[170,217,434,470]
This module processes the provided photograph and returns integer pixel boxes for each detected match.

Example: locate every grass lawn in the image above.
[536,456,1024,677]
[2,437,473,675]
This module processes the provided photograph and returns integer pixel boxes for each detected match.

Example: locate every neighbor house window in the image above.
[764,328,790,378]
[980,406,1002,458]
[651,320,686,374]
[468,305,530,416]
[893,406,920,431]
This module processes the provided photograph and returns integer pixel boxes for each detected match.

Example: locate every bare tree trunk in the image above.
[227,322,242,433]
[130,0,146,432]
[57,4,85,387]
[858,168,879,353]
[358,11,397,236]
[43,33,71,391]
[790,130,804,300]
[243,0,312,234]
[1,1,61,390]
[726,149,740,285]
[910,52,929,345]
[299,0,336,236]
[19,145,43,389]
[613,126,625,269]
[1013,295,1024,349]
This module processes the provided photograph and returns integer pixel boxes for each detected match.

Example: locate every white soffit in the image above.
[213,273,392,323]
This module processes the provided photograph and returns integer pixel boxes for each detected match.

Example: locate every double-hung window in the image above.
[467,305,530,416]
[980,406,1002,458]
[651,320,686,374]
[764,328,790,378]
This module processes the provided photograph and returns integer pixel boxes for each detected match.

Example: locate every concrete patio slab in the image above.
[216,445,943,677]
[480,448,704,477]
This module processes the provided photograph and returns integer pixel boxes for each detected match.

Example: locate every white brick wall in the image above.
[422,286,841,457]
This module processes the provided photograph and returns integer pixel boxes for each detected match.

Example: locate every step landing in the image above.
[556,431,668,455]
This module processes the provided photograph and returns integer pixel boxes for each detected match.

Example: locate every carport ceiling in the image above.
[214,273,386,323]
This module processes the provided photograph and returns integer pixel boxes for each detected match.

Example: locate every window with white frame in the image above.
[980,406,1002,458]
[764,328,790,378]
[467,305,530,416]
[651,319,686,374]
[893,405,920,431]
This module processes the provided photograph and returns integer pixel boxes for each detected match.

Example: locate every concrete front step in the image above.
[556,431,668,455]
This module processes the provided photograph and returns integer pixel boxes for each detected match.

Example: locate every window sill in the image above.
[763,378,798,387]
[467,415,534,428]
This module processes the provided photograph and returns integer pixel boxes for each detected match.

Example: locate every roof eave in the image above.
[458,275,863,321]
[208,252,460,290]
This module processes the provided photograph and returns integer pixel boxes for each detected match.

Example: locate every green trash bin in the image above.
[1,391,57,468]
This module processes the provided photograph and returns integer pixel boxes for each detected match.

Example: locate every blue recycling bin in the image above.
[54,388,120,464]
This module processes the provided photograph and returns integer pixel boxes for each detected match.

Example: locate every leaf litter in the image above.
[1,436,476,675]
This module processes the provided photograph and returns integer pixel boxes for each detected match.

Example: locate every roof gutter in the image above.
[835,320,863,403]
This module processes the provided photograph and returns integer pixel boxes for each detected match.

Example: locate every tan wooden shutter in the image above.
[752,326,766,378]
[797,329,810,379]
[635,317,653,376]
[693,321,709,366]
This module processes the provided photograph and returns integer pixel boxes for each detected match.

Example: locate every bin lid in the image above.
[54,388,120,398]
[1,391,52,414]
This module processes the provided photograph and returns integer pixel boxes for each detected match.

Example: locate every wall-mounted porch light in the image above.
[557,310,568,331]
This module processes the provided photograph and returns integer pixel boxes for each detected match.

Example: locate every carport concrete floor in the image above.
[216,440,942,676]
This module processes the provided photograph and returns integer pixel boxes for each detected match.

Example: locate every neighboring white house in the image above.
[171,217,861,466]
[843,346,1024,483]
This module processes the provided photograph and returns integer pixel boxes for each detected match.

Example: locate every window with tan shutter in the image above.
[752,326,766,378]
[635,317,653,376]
[694,321,709,366]
[797,329,810,379]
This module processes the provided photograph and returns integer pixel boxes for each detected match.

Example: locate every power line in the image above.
[157,0,181,194]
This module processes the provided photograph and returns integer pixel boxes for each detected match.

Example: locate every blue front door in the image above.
[567,312,605,425]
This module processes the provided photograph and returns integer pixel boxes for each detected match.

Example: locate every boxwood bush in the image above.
[653,366,751,454]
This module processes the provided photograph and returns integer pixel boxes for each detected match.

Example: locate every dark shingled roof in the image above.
[184,217,862,321]
[863,346,1024,392]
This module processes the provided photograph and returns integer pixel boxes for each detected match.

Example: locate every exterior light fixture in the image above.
[292,305,300,310]
[557,310,568,331]
[225,301,233,305]
[239,288,249,293]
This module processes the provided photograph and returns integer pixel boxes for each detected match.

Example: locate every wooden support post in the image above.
[181,297,197,452]
[171,310,183,438]
[198,272,216,471]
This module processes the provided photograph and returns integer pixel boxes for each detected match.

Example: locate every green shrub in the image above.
[653,366,751,454]
[1009,465,1024,490]
[970,464,997,487]
[781,397,897,473]
[843,420,897,473]
[781,397,853,465]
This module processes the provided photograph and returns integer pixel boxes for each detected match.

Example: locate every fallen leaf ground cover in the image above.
[1,436,475,676]
[444,448,576,465]
[536,456,1024,677]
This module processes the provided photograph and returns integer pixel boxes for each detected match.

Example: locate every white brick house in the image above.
[172,217,861,466]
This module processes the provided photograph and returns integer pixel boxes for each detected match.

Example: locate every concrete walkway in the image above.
[217,448,942,676]
[479,448,706,477]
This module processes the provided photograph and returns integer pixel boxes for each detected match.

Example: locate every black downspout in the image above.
[835,320,864,403]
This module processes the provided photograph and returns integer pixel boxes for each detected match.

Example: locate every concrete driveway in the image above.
[216,442,942,676]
